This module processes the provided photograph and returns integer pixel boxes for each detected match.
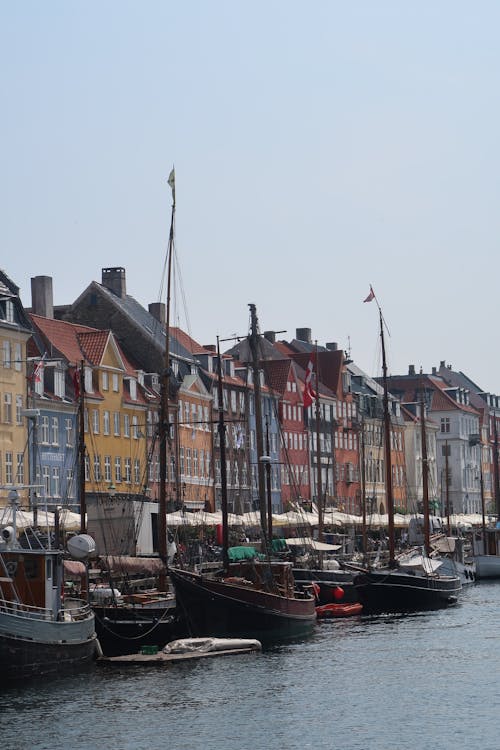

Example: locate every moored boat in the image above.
[0,491,99,683]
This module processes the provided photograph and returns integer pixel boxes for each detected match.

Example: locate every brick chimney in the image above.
[31,276,54,318]
[264,331,276,343]
[408,364,415,376]
[326,342,338,351]
[102,267,126,299]
[296,327,312,344]
[149,302,166,326]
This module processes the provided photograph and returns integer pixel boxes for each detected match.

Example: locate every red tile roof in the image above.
[30,314,99,365]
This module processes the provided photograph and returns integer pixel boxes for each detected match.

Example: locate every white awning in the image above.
[285,537,341,552]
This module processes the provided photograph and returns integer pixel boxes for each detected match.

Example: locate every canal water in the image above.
[2,581,499,750]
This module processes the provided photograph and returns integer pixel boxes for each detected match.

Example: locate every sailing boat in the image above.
[353,290,461,614]
[0,488,99,683]
[89,173,183,655]
[290,349,360,609]
[169,306,317,644]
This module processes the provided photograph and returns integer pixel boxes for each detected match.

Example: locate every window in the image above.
[14,343,22,372]
[124,414,130,438]
[114,412,120,436]
[84,456,90,482]
[102,372,109,391]
[186,448,192,476]
[52,467,60,496]
[114,457,122,482]
[5,300,14,323]
[65,418,74,446]
[3,393,12,423]
[66,469,75,498]
[104,456,111,482]
[84,367,93,393]
[134,458,140,484]
[5,451,12,483]
[42,464,50,493]
[92,410,99,434]
[52,417,59,446]
[112,373,119,392]
[41,415,50,444]
[441,417,450,433]
[125,457,131,483]
[132,415,138,439]
[103,410,110,435]
[54,369,65,399]
[180,447,185,475]
[16,395,22,425]
[84,409,89,433]
[130,380,137,400]
[3,340,11,368]
[16,453,24,484]
[94,455,101,481]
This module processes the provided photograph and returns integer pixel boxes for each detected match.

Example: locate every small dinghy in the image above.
[315,602,363,619]
[163,637,262,654]
[98,637,262,665]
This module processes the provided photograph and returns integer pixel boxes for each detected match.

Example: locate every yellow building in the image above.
[0,272,32,506]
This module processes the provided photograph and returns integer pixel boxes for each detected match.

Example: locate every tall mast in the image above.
[158,169,175,591]
[379,307,395,563]
[216,336,229,572]
[248,304,268,553]
[313,345,324,543]
[419,383,430,556]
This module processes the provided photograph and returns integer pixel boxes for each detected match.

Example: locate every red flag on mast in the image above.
[303,357,317,409]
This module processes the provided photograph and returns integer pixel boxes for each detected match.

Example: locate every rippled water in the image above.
[2,582,499,750]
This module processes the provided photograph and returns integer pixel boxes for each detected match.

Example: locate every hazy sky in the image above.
[2,2,500,392]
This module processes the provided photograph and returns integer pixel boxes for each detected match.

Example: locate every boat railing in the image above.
[61,598,93,621]
[0,597,56,621]
[0,596,92,622]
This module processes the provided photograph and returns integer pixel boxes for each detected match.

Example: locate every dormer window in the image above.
[130,379,137,400]
[84,367,93,393]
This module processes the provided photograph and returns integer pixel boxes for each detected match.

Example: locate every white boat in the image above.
[0,491,100,683]
[163,637,262,654]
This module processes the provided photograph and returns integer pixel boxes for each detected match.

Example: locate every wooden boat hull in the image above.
[169,568,316,644]
[353,569,461,615]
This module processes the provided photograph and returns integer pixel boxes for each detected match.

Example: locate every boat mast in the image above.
[379,307,395,563]
[216,336,230,572]
[158,169,175,591]
[313,345,324,544]
[419,382,431,556]
[248,304,269,555]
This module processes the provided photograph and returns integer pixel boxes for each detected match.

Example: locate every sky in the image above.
[2,1,500,392]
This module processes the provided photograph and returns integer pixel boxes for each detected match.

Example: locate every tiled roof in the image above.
[78,330,110,366]
[262,359,291,396]
[289,350,344,397]
[30,314,98,364]
[170,327,214,356]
